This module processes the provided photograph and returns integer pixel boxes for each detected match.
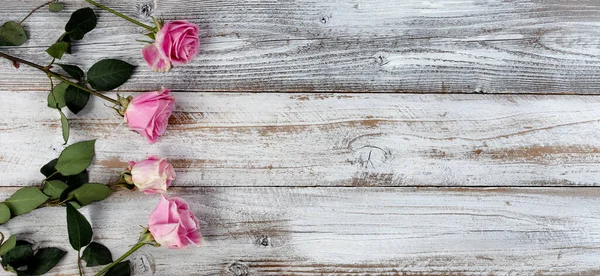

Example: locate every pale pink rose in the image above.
[124,88,175,144]
[129,157,176,194]
[148,196,201,249]
[143,20,199,72]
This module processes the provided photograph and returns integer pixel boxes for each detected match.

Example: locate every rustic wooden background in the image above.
[1,0,600,275]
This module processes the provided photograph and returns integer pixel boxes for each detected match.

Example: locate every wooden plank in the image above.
[1,0,600,93]
[2,91,600,187]
[1,187,599,275]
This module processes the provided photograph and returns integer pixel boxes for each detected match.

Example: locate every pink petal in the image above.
[142,43,172,72]
[186,230,202,246]
[148,195,171,225]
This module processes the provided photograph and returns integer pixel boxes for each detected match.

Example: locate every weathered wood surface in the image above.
[1,187,600,275]
[2,91,600,187]
[1,0,600,93]
[2,0,600,275]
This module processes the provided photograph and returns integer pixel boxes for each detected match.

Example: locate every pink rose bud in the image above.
[148,196,201,249]
[143,20,199,72]
[124,88,175,144]
[128,157,176,194]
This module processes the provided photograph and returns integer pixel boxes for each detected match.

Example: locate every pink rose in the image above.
[142,20,200,72]
[148,196,201,249]
[124,88,175,144]
[128,157,176,194]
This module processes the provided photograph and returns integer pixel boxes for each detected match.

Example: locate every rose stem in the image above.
[20,0,56,25]
[94,243,146,276]
[84,0,155,31]
[77,250,83,276]
[0,51,119,105]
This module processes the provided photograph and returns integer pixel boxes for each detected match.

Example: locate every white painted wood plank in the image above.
[2,91,600,187]
[0,187,599,275]
[1,0,600,93]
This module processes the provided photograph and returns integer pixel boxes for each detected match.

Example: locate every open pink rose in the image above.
[129,157,176,194]
[142,20,199,72]
[148,196,201,249]
[124,88,175,144]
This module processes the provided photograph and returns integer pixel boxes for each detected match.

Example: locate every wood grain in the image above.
[1,187,599,275]
[2,1,600,274]
[1,0,600,93]
[2,91,600,187]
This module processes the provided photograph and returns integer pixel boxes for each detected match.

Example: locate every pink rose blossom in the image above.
[143,20,200,72]
[129,157,176,194]
[124,88,175,144]
[148,196,201,249]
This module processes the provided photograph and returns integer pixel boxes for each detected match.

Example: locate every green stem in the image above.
[77,250,83,276]
[95,243,146,276]
[84,0,155,31]
[44,170,60,181]
[49,72,118,105]
[0,51,119,105]
[0,51,46,71]
[20,0,55,25]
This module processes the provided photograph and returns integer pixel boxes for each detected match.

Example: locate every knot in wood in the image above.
[256,235,270,246]
[137,2,155,18]
[226,262,249,276]
[134,253,156,274]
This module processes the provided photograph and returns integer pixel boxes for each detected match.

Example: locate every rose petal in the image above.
[142,43,172,72]
[148,196,171,225]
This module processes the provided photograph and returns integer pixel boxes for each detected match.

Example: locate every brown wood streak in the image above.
[0,0,599,93]
[3,92,600,187]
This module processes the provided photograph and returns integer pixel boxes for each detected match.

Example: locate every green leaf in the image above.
[40,158,70,183]
[49,2,65,12]
[46,41,70,59]
[65,84,90,114]
[65,8,97,40]
[59,108,69,144]
[0,203,10,224]
[40,158,59,178]
[4,187,49,216]
[87,59,135,91]
[48,82,68,109]
[69,201,81,209]
[27,247,66,275]
[56,170,88,203]
[55,140,95,176]
[82,242,112,267]
[0,21,27,46]
[58,33,72,54]
[43,180,68,200]
[2,245,33,268]
[105,261,130,276]
[0,235,16,256]
[66,203,92,251]
[15,240,32,247]
[59,183,80,203]
[67,170,89,187]
[56,64,84,80]
[69,184,111,206]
